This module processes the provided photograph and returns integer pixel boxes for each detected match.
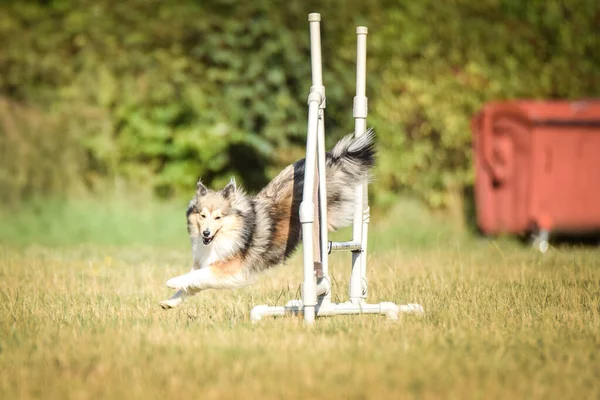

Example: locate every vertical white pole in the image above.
[309,13,324,90]
[317,116,329,294]
[357,27,370,299]
[309,12,330,301]
[301,13,325,324]
[301,98,320,324]
[354,28,368,139]
[349,26,368,304]
[360,184,370,299]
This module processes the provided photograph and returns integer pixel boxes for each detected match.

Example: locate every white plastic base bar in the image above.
[250,300,424,323]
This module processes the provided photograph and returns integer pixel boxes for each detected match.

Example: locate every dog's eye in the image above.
[200,214,206,219]
[214,216,221,220]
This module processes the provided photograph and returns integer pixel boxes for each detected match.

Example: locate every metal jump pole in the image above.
[250,13,423,324]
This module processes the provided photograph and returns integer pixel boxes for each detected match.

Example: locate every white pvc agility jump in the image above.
[251,13,423,324]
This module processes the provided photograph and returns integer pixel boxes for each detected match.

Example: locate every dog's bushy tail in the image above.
[256,130,375,264]
[324,129,375,230]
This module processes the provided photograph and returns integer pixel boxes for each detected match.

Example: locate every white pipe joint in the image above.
[308,13,320,22]
[307,90,323,106]
[250,305,270,323]
[310,86,326,108]
[299,201,315,223]
[353,96,368,119]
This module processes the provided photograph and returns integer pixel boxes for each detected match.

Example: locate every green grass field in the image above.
[1,199,599,399]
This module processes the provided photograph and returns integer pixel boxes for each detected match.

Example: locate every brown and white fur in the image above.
[160,130,375,309]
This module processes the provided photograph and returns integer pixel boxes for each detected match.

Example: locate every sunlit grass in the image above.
[0,200,599,399]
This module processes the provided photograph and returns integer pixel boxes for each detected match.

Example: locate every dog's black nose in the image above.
[202,230,211,238]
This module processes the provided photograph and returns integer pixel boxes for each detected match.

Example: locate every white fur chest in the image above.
[191,237,236,269]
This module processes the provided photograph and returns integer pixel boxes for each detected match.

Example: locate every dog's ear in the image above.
[221,177,237,199]
[196,180,208,197]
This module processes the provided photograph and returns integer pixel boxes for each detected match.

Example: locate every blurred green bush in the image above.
[0,0,598,208]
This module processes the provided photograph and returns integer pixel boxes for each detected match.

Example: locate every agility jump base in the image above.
[251,13,423,324]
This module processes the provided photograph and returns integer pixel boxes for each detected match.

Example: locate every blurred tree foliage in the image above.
[371,0,600,207]
[0,0,598,207]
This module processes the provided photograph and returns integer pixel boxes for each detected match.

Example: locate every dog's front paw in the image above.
[159,298,182,309]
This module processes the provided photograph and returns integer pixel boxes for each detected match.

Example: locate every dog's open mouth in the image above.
[202,229,220,245]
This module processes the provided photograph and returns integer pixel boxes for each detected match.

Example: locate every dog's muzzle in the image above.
[202,229,218,245]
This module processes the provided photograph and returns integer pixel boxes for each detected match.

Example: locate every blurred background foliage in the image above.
[0,0,599,209]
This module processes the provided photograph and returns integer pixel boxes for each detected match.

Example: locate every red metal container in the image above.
[471,100,600,237]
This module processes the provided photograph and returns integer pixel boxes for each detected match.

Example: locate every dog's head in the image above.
[186,178,238,245]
